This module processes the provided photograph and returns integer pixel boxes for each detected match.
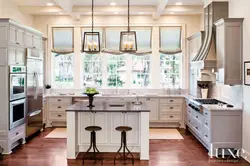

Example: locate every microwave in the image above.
[9,66,26,101]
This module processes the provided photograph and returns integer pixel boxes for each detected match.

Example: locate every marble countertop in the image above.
[66,101,150,112]
[202,104,242,111]
[45,93,186,98]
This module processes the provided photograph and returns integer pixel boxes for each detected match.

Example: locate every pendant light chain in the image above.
[92,0,94,33]
[128,0,130,32]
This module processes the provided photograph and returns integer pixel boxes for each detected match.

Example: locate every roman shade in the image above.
[52,27,74,54]
[159,26,182,55]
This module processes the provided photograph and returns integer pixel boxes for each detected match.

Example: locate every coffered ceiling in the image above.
[12,0,204,19]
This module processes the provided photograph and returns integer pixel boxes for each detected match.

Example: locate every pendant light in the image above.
[119,0,137,53]
[82,0,101,53]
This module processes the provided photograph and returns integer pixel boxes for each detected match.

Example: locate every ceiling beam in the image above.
[153,0,169,20]
[53,0,73,12]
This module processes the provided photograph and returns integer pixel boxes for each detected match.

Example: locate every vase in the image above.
[84,93,99,108]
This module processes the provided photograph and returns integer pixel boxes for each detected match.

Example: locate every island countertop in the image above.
[66,101,150,112]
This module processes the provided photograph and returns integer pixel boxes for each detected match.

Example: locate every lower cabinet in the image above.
[78,112,139,146]
[186,107,242,155]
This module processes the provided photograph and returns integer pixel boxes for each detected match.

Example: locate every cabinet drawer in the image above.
[202,126,210,144]
[160,98,183,104]
[187,114,193,127]
[192,111,203,125]
[193,121,203,136]
[187,107,193,116]
[49,105,69,112]
[49,98,72,105]
[9,124,25,140]
[203,119,210,130]
[160,113,181,121]
[203,109,210,119]
[49,112,66,121]
[160,104,182,112]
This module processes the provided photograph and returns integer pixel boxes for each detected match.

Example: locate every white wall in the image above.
[229,0,250,162]
[0,0,33,27]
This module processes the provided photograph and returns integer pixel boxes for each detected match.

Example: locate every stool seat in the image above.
[85,126,102,131]
[115,126,132,132]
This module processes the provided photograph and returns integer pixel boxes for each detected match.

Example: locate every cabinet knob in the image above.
[205,112,208,115]
[58,115,62,117]
[188,120,191,123]
[196,116,198,119]
[205,135,208,138]
[169,115,174,118]
[195,127,198,130]
[205,122,208,126]
[58,99,62,101]
[16,132,19,135]
[16,42,20,45]
[146,98,150,101]
[169,100,173,102]
[58,106,62,109]
[170,107,174,109]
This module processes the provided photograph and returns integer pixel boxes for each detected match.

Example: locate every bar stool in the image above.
[114,126,134,165]
[82,112,103,165]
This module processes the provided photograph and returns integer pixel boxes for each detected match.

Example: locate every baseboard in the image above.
[150,122,181,128]
[242,150,250,163]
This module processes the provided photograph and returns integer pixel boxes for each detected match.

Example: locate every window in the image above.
[53,53,74,87]
[82,54,102,87]
[132,55,150,88]
[107,54,126,88]
[160,53,182,88]
[52,27,74,88]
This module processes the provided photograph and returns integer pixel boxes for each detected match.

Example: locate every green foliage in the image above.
[85,87,99,94]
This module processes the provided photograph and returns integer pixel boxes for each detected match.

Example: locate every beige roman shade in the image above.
[159,26,182,55]
[52,27,74,54]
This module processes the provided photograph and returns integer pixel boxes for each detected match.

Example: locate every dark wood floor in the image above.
[0,128,249,166]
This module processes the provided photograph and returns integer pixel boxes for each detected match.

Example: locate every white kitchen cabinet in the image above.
[78,112,93,144]
[215,18,244,85]
[9,25,25,47]
[8,46,26,65]
[25,31,43,50]
[141,98,159,122]
[186,106,242,156]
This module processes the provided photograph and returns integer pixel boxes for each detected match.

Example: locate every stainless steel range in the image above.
[188,99,229,113]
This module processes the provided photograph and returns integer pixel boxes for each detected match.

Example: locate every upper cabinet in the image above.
[215,18,244,85]
[9,24,25,47]
[25,31,43,50]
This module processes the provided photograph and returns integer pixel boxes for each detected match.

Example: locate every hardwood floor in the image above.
[0,128,249,166]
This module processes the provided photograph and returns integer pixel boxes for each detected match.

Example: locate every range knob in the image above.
[195,107,199,111]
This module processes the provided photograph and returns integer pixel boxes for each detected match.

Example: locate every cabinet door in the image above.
[8,46,16,65]
[25,32,34,48]
[16,28,25,46]
[78,112,93,144]
[216,25,225,83]
[33,35,42,50]
[16,48,26,65]
[125,113,139,145]
[9,25,16,45]
[110,113,124,144]
[95,113,108,144]
[142,98,159,121]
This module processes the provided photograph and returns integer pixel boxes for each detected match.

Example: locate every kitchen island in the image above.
[66,101,150,160]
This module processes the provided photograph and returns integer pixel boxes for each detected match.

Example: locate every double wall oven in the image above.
[9,66,26,130]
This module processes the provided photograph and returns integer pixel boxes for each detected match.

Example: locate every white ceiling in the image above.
[12,0,204,6]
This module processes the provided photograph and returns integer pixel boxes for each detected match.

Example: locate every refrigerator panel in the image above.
[26,109,43,138]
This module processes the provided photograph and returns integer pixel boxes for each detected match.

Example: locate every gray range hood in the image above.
[191,2,228,70]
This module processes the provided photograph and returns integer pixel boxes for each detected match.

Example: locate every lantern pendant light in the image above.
[119,0,137,53]
[82,0,101,53]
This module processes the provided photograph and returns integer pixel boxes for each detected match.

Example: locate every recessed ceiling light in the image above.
[175,2,183,5]
[46,2,54,6]
[110,2,116,6]
[139,12,144,15]
[169,12,175,14]
[59,12,63,15]
[114,12,119,14]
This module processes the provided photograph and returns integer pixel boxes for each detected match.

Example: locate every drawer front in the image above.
[160,104,182,112]
[9,124,25,140]
[187,107,193,116]
[192,111,203,125]
[160,113,181,121]
[203,109,210,119]
[203,118,210,130]
[193,121,203,136]
[186,114,193,127]
[160,98,183,104]
[49,112,66,121]
[202,126,210,144]
[49,105,69,112]
[49,98,72,105]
